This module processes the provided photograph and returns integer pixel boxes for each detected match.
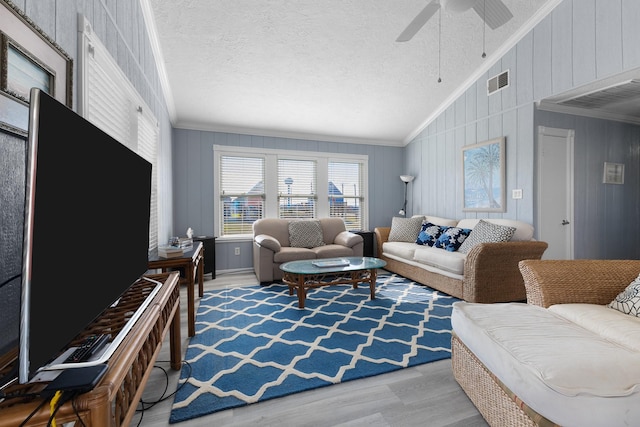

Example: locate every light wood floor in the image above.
[131,271,488,427]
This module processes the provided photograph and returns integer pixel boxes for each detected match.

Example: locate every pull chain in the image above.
[482,0,487,58]
[438,7,442,83]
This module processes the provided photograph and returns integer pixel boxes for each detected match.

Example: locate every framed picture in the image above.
[462,137,506,212]
[603,162,625,185]
[0,0,72,133]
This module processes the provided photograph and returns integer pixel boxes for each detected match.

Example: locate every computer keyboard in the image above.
[65,334,110,363]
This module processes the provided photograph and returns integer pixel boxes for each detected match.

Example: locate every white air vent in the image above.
[538,67,640,124]
[556,80,640,109]
[487,70,509,95]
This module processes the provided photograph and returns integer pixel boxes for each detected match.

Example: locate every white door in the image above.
[537,126,574,260]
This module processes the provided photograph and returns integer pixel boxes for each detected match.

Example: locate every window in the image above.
[329,161,363,230]
[278,159,317,219]
[220,156,265,235]
[214,146,368,237]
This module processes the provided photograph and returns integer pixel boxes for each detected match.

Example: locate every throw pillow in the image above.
[388,216,424,242]
[608,273,640,316]
[434,226,472,252]
[288,220,325,248]
[416,222,445,246]
[458,219,517,254]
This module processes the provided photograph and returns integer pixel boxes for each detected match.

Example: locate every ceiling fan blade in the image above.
[396,1,441,42]
[473,0,513,30]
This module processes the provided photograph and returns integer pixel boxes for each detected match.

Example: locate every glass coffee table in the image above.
[280,256,387,308]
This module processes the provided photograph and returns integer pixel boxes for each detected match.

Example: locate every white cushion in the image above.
[550,303,640,352]
[418,215,459,227]
[412,246,466,275]
[457,218,534,241]
[452,302,640,427]
[381,241,417,260]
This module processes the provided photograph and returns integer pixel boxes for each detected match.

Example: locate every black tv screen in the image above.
[19,88,152,383]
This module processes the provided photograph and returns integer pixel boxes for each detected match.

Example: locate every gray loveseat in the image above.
[253,217,364,284]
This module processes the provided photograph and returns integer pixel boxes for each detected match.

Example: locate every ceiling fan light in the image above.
[442,0,477,13]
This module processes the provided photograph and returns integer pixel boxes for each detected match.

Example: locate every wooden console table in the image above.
[148,241,203,337]
[0,272,181,427]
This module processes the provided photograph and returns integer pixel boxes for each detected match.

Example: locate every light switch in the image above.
[512,189,523,199]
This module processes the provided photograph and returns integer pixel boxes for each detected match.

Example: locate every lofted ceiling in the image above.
[143,0,561,146]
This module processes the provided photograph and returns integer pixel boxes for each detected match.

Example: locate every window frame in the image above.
[214,145,368,240]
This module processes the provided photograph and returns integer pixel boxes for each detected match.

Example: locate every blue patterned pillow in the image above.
[416,222,445,246]
[434,226,472,252]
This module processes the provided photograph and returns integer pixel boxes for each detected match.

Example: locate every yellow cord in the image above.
[49,390,62,427]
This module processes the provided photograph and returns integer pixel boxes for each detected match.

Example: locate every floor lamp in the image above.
[398,175,415,217]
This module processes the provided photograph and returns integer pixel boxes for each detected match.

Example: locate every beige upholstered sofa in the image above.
[252,218,363,284]
[374,215,548,303]
[452,259,640,426]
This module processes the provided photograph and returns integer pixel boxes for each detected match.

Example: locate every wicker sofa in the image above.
[252,217,363,284]
[374,215,548,302]
[452,259,640,426]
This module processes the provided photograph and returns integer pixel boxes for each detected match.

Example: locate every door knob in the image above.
[561,220,570,225]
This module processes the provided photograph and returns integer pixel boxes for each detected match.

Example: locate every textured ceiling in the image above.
[144,0,559,146]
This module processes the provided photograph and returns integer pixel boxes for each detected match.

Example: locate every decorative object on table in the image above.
[157,245,184,259]
[170,237,193,250]
[186,227,194,238]
[179,238,193,249]
[462,137,506,212]
[398,174,414,217]
[170,273,458,423]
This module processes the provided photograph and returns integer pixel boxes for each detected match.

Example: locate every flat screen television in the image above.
[17,88,153,384]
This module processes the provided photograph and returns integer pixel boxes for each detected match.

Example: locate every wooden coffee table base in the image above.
[281,268,378,309]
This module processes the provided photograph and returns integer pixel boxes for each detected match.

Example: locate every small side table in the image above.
[353,230,375,257]
[192,236,216,278]
[148,242,203,337]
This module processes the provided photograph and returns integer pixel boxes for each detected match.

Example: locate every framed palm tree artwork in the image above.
[462,137,505,212]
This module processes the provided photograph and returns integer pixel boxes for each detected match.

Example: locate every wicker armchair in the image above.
[452,259,640,426]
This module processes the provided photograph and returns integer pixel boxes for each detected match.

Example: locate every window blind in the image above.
[220,155,265,235]
[214,146,368,237]
[329,161,363,230]
[278,158,317,219]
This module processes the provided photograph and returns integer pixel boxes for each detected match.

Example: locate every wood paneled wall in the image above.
[171,129,404,271]
[404,0,640,259]
[12,0,174,244]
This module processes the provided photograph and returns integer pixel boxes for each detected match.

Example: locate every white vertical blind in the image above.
[79,16,158,250]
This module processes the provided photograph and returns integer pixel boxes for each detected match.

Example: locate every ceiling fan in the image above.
[396,0,514,42]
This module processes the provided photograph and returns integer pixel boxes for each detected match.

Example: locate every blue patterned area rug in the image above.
[169,273,459,423]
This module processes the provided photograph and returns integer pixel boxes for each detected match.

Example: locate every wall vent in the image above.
[487,70,509,95]
[556,80,640,109]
